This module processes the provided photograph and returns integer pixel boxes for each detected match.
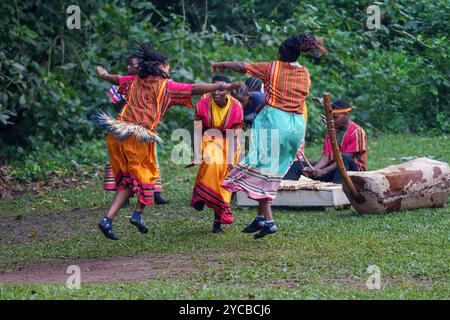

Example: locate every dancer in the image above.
[191,75,243,233]
[102,56,169,205]
[211,34,326,239]
[95,42,242,240]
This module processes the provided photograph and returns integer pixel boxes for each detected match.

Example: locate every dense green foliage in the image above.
[1,0,449,163]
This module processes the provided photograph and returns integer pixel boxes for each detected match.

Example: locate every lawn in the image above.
[0,134,449,299]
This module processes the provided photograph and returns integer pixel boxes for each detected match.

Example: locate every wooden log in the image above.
[343,158,450,214]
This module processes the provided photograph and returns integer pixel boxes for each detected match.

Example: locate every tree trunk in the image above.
[344,158,450,214]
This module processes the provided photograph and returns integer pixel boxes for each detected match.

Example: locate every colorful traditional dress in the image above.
[191,95,243,224]
[222,61,309,201]
[103,77,131,191]
[99,75,193,205]
[323,121,368,171]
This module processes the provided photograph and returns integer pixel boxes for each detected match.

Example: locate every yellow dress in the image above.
[191,95,243,224]
[211,97,232,127]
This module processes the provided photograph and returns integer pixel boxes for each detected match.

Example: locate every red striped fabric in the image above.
[118,76,193,132]
[221,163,284,202]
[115,172,155,205]
[323,121,368,171]
[191,182,233,224]
[245,61,310,114]
[102,162,116,191]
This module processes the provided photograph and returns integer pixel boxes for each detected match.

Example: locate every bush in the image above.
[0,0,448,162]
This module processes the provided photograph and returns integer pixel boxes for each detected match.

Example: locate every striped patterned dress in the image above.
[102,76,170,193]
[221,60,310,201]
[105,76,193,205]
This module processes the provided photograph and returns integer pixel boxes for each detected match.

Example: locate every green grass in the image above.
[0,134,449,300]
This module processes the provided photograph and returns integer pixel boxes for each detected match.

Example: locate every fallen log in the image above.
[323,93,450,214]
[345,158,450,213]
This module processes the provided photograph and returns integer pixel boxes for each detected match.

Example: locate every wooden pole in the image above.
[297,150,314,169]
[323,93,359,198]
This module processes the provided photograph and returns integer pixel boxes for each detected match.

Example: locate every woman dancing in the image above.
[211,34,326,239]
[191,75,243,233]
[96,42,242,240]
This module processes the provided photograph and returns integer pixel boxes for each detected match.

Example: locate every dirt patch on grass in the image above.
[0,165,102,199]
[0,208,100,245]
[0,253,221,285]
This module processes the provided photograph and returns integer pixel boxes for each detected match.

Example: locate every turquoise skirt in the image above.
[222,106,305,201]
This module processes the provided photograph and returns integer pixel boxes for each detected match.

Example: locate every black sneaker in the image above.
[212,222,224,234]
[154,192,169,205]
[130,218,149,234]
[254,224,278,239]
[98,218,118,240]
[193,201,205,211]
[242,218,265,233]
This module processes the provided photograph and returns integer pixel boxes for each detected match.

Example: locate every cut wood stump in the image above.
[345,157,450,214]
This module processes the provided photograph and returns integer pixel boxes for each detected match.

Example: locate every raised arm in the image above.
[96,66,121,85]
[191,81,242,96]
[210,61,247,74]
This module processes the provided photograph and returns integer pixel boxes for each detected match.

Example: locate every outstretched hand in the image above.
[312,96,324,104]
[210,62,225,73]
[96,66,108,78]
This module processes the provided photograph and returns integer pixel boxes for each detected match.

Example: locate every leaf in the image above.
[255,21,261,31]
[11,62,26,72]
[60,63,77,70]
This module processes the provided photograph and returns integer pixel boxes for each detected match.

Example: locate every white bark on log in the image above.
[342,158,450,214]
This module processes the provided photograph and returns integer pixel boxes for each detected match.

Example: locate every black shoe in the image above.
[98,218,118,240]
[212,222,224,234]
[154,192,169,205]
[242,218,265,233]
[254,224,278,239]
[130,218,149,234]
[193,201,205,211]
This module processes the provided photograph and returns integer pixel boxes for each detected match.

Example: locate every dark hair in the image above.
[279,34,326,62]
[127,53,140,64]
[212,74,231,83]
[332,100,351,110]
[130,42,169,79]
[232,84,249,100]
[245,77,263,92]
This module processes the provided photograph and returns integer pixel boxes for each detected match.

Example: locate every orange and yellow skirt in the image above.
[191,135,240,224]
[105,133,158,205]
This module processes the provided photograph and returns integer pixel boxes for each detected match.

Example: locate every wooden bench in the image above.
[236,177,351,210]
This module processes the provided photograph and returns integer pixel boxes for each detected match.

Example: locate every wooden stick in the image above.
[297,150,314,169]
[323,93,359,198]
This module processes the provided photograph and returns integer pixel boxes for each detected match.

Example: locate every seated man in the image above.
[284,100,367,183]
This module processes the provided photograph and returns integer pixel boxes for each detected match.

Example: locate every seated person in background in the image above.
[245,76,264,93]
[283,100,367,183]
[233,82,265,126]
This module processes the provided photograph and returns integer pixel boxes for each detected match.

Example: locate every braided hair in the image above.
[245,77,263,92]
[278,34,327,62]
[130,42,170,79]
[232,84,249,101]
